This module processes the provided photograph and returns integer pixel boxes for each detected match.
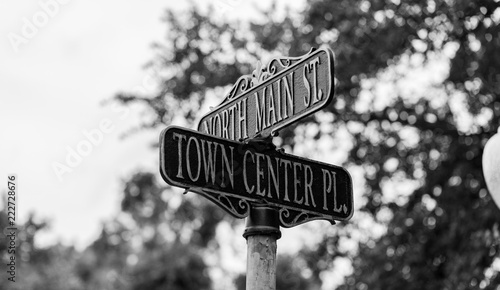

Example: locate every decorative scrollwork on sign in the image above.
[219,48,318,105]
[225,75,253,102]
[191,188,251,219]
[278,207,335,228]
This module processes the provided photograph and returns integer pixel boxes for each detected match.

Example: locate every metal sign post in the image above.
[159,48,351,290]
[160,126,352,289]
[243,205,280,290]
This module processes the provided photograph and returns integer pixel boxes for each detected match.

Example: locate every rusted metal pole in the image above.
[243,205,281,290]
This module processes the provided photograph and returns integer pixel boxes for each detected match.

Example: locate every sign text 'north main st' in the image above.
[198,48,335,141]
[160,126,353,227]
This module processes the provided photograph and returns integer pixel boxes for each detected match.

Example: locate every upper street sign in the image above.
[198,47,335,141]
[160,126,353,227]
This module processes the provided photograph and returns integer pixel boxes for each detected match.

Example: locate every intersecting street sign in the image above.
[160,126,353,227]
[198,47,335,141]
[159,47,352,290]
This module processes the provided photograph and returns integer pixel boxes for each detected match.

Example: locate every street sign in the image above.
[198,47,335,141]
[160,126,353,227]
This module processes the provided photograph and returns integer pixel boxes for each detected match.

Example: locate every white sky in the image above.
[0,0,308,250]
[1,0,172,249]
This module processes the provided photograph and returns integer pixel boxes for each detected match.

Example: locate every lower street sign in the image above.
[160,126,353,227]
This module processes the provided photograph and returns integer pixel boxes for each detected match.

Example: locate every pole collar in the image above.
[243,204,281,240]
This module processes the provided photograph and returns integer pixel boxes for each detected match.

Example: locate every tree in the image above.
[294,1,500,289]
[111,0,500,288]
[74,172,215,290]
[0,210,84,290]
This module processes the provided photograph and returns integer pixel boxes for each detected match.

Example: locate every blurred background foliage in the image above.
[2,0,500,289]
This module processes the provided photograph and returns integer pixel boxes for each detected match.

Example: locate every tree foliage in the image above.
[294,1,500,289]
